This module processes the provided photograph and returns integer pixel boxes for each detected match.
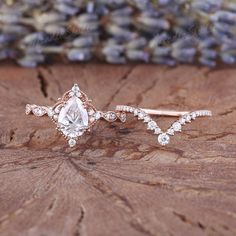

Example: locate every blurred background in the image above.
[0,0,236,68]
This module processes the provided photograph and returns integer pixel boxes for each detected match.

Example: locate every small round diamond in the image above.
[33,107,45,116]
[88,109,95,115]
[25,105,31,115]
[154,127,161,134]
[172,122,181,132]
[109,112,117,121]
[129,107,134,112]
[185,115,191,122]
[158,133,170,146]
[134,110,139,116]
[90,117,95,122]
[148,121,157,130]
[179,118,186,125]
[53,114,58,121]
[144,116,151,123]
[47,109,54,118]
[95,112,101,120]
[72,84,80,93]
[68,139,76,147]
[191,113,196,119]
[138,112,145,120]
[167,128,174,135]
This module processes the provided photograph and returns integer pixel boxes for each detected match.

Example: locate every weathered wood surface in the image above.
[0,63,235,236]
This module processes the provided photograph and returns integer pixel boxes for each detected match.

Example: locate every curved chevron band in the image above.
[116,105,212,146]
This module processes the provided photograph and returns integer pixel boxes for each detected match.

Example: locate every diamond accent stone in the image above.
[69,84,81,97]
[134,110,139,116]
[158,133,170,146]
[68,139,76,147]
[129,107,134,112]
[47,109,54,118]
[191,113,196,119]
[58,96,88,138]
[138,112,145,120]
[53,114,58,121]
[72,84,80,93]
[185,115,191,122]
[147,121,157,130]
[33,107,45,116]
[109,112,117,121]
[90,117,95,122]
[144,116,151,123]
[179,118,186,125]
[154,127,161,134]
[172,122,181,132]
[167,128,174,135]
[25,104,31,115]
[88,109,95,115]
[95,112,101,120]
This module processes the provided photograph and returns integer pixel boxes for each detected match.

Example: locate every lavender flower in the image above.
[0,0,235,67]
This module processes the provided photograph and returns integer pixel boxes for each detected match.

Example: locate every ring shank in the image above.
[116,105,189,117]
[140,109,189,117]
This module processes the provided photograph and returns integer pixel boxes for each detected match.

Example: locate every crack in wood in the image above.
[129,219,156,236]
[36,69,48,98]
[0,83,9,91]
[219,107,236,116]
[172,210,233,235]
[68,158,134,213]
[173,211,206,231]
[0,153,62,172]
[68,159,160,236]
[73,205,86,236]
[134,78,159,106]
[47,198,56,212]
[206,132,234,141]
[103,66,136,109]
[9,129,16,142]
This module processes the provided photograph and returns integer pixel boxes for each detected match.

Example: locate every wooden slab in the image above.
[0,63,236,236]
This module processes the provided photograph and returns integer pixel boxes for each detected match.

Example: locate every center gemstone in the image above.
[58,96,89,138]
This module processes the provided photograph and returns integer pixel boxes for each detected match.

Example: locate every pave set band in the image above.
[26,84,212,147]
[115,105,212,146]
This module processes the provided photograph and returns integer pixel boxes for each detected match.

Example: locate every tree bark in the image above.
[0,63,235,236]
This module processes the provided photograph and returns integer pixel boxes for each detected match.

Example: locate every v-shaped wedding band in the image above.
[116,105,212,146]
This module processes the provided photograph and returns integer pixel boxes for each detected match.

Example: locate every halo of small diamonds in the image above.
[26,84,125,147]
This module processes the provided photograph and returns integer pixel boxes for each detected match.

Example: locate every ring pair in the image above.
[26,84,212,147]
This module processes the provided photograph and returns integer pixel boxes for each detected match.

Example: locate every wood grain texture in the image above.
[0,63,235,236]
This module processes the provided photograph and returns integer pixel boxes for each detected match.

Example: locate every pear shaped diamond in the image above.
[58,96,89,138]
